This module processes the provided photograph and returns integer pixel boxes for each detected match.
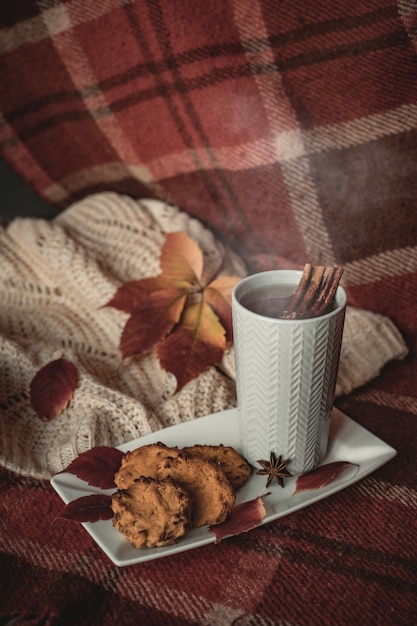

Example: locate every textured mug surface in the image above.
[232,270,347,475]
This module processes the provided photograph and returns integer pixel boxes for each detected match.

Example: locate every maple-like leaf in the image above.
[120,289,187,358]
[105,276,173,314]
[30,357,79,420]
[204,275,241,340]
[294,461,359,494]
[61,446,124,489]
[107,231,242,391]
[59,494,113,522]
[158,301,226,391]
[209,496,267,543]
[160,231,203,288]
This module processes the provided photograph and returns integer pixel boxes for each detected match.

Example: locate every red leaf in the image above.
[209,496,267,543]
[105,276,173,313]
[106,231,241,391]
[61,446,124,489]
[120,289,187,358]
[160,232,204,288]
[204,276,241,340]
[157,301,226,391]
[294,461,359,494]
[30,357,79,420]
[59,494,113,522]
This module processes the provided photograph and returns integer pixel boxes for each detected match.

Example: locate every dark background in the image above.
[0,157,56,224]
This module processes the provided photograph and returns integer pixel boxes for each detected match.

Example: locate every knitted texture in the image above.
[0,192,408,479]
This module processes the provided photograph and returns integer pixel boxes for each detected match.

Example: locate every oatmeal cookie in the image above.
[183,444,252,490]
[111,476,192,549]
[157,453,235,527]
[114,442,179,489]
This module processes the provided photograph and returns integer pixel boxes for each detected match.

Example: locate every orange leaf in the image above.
[204,275,241,340]
[106,231,239,391]
[30,357,79,420]
[294,461,359,494]
[209,496,267,543]
[160,232,203,288]
[120,289,187,357]
[105,276,172,313]
[158,300,226,391]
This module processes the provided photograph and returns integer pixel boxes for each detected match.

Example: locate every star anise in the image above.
[256,452,293,488]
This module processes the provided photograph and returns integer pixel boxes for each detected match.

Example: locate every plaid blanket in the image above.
[1,1,417,624]
[1,0,417,332]
[1,370,417,626]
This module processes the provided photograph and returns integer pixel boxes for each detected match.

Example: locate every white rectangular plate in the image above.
[51,407,396,567]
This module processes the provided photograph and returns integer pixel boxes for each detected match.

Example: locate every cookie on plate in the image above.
[157,453,235,527]
[114,442,179,489]
[111,476,192,549]
[182,444,252,490]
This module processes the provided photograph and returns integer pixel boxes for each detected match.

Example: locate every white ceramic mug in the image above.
[232,269,347,475]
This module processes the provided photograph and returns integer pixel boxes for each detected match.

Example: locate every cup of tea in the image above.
[232,269,347,475]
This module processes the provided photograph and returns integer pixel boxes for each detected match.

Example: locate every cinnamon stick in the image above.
[279,263,344,319]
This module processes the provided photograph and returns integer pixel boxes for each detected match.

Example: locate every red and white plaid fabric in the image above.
[1,0,417,330]
[1,1,417,624]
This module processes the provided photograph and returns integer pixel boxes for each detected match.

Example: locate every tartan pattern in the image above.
[1,1,417,623]
[1,0,417,332]
[1,366,417,625]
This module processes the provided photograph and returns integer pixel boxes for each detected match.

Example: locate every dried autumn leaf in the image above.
[106,231,242,391]
[294,461,359,494]
[209,496,267,543]
[204,275,241,340]
[30,357,79,420]
[158,300,226,391]
[61,446,124,489]
[105,276,173,313]
[120,289,187,358]
[160,231,204,288]
[59,494,113,522]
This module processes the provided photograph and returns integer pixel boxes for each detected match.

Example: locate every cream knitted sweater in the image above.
[0,193,408,479]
